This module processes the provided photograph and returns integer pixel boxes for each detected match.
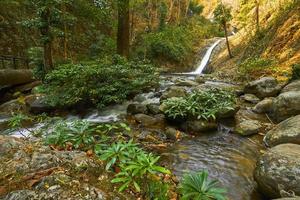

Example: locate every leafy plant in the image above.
[291,63,300,81]
[146,180,170,200]
[179,171,227,200]
[42,57,159,108]
[96,140,171,194]
[112,151,170,192]
[45,119,131,150]
[162,89,236,121]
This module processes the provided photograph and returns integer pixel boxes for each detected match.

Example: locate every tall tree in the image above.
[117,0,130,58]
[214,2,233,58]
[255,0,260,32]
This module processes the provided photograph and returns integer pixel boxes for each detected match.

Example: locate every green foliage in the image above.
[179,171,227,200]
[146,180,170,200]
[42,57,159,108]
[291,63,300,81]
[162,89,236,121]
[142,26,194,63]
[44,119,131,150]
[27,47,45,80]
[188,0,204,16]
[7,113,32,130]
[96,140,170,195]
[238,57,277,79]
[213,3,232,26]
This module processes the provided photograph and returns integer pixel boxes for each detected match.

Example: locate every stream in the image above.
[3,39,266,199]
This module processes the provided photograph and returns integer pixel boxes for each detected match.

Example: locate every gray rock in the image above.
[217,105,240,119]
[0,135,24,156]
[3,190,37,200]
[235,120,262,136]
[165,127,178,140]
[0,99,27,114]
[160,86,187,101]
[134,114,161,127]
[281,80,300,93]
[241,94,260,104]
[253,98,274,114]
[181,119,217,133]
[235,108,270,124]
[195,75,206,84]
[146,103,161,115]
[25,95,53,114]
[273,198,300,200]
[254,144,300,199]
[175,79,198,87]
[264,115,300,147]
[271,91,300,122]
[244,77,281,98]
[127,103,148,115]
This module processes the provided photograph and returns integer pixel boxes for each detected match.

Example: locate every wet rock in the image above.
[160,86,187,101]
[281,80,300,93]
[244,77,281,98]
[271,91,300,122]
[253,98,274,114]
[254,144,300,199]
[235,120,262,136]
[175,79,198,87]
[0,135,24,156]
[241,94,260,104]
[273,198,300,200]
[264,115,300,147]
[235,108,269,124]
[165,127,178,140]
[181,119,217,133]
[25,95,53,114]
[146,103,161,115]
[13,81,42,94]
[216,105,240,119]
[195,75,206,84]
[134,114,161,127]
[0,99,27,114]
[127,103,148,115]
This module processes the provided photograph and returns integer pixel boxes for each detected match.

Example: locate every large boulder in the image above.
[271,91,300,122]
[134,114,163,127]
[244,77,281,98]
[25,95,53,114]
[281,80,300,93]
[240,94,260,104]
[254,144,300,199]
[160,86,187,101]
[0,69,34,86]
[264,115,300,147]
[127,103,148,115]
[253,98,274,114]
[235,120,262,136]
[181,119,217,133]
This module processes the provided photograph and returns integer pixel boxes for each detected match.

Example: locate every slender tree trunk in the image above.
[224,22,233,58]
[63,23,68,60]
[117,0,130,58]
[40,7,53,72]
[255,0,260,32]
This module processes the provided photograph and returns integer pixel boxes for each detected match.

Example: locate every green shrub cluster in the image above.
[96,140,171,195]
[42,56,159,108]
[133,17,222,65]
[238,57,277,79]
[162,88,236,121]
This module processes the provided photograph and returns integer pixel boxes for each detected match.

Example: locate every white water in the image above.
[185,39,223,75]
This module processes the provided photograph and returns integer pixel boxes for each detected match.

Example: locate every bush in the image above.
[238,57,277,79]
[162,88,236,121]
[179,171,227,200]
[42,56,159,108]
[291,63,300,81]
[95,140,171,195]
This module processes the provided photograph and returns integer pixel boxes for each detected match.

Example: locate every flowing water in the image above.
[168,123,265,200]
[2,39,266,199]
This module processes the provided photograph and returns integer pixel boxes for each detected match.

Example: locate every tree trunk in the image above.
[255,0,260,32]
[117,0,130,58]
[63,23,68,60]
[224,22,233,58]
[40,7,53,72]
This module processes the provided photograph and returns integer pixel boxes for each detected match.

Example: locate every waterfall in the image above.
[190,39,222,75]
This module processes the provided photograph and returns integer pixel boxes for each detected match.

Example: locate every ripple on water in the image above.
[171,131,266,200]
